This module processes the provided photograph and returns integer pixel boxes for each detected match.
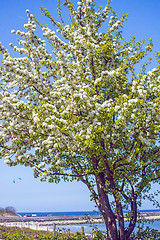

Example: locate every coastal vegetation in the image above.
[0,0,160,239]
[0,206,17,216]
[0,225,104,240]
[0,225,160,239]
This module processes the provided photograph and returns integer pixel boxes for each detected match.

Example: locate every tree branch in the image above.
[125,179,137,239]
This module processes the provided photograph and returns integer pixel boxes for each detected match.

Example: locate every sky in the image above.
[0,0,160,213]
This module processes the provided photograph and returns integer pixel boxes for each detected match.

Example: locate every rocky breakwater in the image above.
[138,211,160,221]
[0,212,160,226]
[0,214,102,225]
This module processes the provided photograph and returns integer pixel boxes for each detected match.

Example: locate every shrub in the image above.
[131,226,160,240]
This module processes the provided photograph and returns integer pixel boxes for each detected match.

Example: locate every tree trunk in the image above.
[96,173,118,240]
[124,196,137,239]
[114,196,125,240]
[101,202,118,240]
[84,169,137,239]
[90,154,137,239]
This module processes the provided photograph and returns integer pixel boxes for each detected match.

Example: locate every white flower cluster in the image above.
[0,1,159,183]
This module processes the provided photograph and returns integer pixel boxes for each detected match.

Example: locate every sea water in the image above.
[18,211,97,217]
[18,210,160,233]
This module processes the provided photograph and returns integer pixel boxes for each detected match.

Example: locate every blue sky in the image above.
[0,0,160,213]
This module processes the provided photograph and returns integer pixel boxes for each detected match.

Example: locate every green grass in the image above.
[1,225,160,239]
[0,226,91,240]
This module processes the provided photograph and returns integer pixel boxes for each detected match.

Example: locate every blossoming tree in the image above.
[0,0,160,239]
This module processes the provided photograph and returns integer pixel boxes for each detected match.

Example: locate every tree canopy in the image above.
[0,0,160,239]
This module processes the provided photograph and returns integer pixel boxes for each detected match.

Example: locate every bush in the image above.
[5,206,16,214]
[91,226,107,240]
[1,225,160,240]
[0,207,5,215]
[0,226,89,240]
[0,206,16,216]
[131,226,160,240]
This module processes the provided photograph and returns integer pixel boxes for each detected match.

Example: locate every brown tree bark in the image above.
[95,172,118,240]
[88,153,138,240]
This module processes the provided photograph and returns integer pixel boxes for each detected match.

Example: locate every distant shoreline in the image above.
[0,211,160,226]
[18,209,160,215]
